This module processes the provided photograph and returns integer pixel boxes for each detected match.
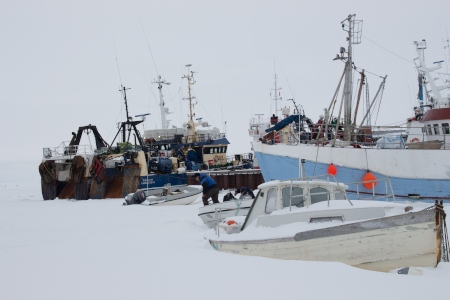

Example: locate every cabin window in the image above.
[310,187,329,204]
[433,124,440,135]
[427,125,432,135]
[204,148,210,154]
[310,216,343,223]
[443,123,450,134]
[265,188,277,214]
[282,187,304,208]
[333,189,346,200]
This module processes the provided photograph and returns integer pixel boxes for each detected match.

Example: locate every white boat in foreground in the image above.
[198,194,255,228]
[124,184,202,206]
[206,176,449,272]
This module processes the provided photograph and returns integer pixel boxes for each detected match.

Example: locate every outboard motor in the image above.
[124,190,146,205]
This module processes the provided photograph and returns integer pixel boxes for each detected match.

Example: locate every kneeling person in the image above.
[194,173,219,206]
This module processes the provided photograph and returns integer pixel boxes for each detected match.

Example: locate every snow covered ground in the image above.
[1,161,449,299]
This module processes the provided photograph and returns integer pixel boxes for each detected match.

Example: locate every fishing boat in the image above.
[198,193,255,228]
[207,175,449,272]
[39,125,109,200]
[40,65,259,200]
[249,14,450,201]
[124,184,202,206]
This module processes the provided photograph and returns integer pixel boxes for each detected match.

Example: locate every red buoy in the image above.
[327,163,337,175]
[227,220,237,225]
[362,172,377,189]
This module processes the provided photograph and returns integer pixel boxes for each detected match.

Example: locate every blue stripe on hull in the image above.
[255,152,450,201]
[139,174,188,189]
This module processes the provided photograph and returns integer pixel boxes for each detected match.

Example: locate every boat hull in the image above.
[253,142,450,200]
[126,185,202,206]
[148,192,200,206]
[209,209,441,272]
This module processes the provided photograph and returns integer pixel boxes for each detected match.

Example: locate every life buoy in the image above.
[410,138,419,143]
[214,155,219,162]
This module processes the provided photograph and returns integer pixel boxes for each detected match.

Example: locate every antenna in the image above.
[338,14,363,141]
[270,67,282,116]
[120,86,132,122]
[182,64,198,143]
[255,113,264,123]
[152,75,171,129]
[182,64,196,122]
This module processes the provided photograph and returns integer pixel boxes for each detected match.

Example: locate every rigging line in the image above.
[354,66,384,78]
[364,149,369,171]
[138,15,159,76]
[140,69,159,105]
[313,145,320,176]
[112,38,123,85]
[373,85,385,127]
[128,98,153,107]
[168,85,183,125]
[361,35,414,64]
[198,102,218,128]
[277,59,295,99]
[106,93,126,142]
[218,87,224,130]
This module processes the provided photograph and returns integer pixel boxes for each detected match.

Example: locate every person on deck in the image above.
[194,173,219,206]
[235,186,255,199]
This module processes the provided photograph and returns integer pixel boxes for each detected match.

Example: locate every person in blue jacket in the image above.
[194,172,219,206]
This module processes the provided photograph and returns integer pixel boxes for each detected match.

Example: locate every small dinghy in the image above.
[124,184,202,206]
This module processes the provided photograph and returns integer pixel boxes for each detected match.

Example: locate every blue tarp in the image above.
[265,115,300,133]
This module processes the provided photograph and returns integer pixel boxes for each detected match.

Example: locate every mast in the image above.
[343,15,353,141]
[107,86,145,152]
[270,72,282,117]
[414,39,449,109]
[120,85,131,143]
[339,14,362,141]
[152,75,171,129]
[182,64,198,142]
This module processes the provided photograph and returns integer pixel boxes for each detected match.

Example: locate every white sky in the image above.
[1,0,449,163]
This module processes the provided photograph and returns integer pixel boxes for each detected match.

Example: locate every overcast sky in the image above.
[1,0,449,164]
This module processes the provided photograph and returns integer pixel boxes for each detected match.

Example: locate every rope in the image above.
[313,144,320,176]
[442,215,449,262]
[234,198,243,216]
[421,202,450,262]
[361,35,414,64]
[436,202,450,262]
[41,161,57,183]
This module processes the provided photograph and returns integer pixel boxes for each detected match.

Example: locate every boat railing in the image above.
[214,207,222,237]
[283,174,395,209]
[146,132,226,144]
[106,144,144,154]
[204,153,254,171]
[285,174,353,211]
[267,123,450,149]
[345,177,396,202]
[42,142,96,159]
